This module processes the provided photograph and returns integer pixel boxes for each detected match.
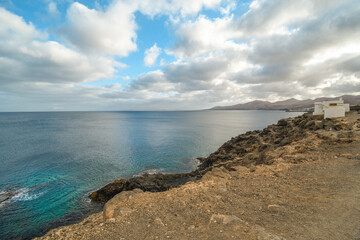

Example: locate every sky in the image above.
[0,0,359,111]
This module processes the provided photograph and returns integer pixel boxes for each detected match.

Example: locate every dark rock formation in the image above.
[0,191,16,204]
[89,173,201,202]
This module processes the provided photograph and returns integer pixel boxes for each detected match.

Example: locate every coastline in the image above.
[35,111,360,239]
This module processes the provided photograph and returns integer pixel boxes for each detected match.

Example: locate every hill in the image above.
[210,95,360,111]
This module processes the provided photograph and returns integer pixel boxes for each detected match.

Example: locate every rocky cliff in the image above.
[35,111,360,240]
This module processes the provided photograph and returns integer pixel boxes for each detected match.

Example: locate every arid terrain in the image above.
[35,111,360,240]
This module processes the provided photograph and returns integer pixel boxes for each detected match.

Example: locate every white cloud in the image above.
[0,8,119,85]
[0,7,46,41]
[121,76,131,81]
[136,0,224,18]
[170,15,240,58]
[58,0,229,57]
[236,0,343,38]
[1,0,360,111]
[144,44,161,67]
[59,2,137,57]
[164,0,360,105]
[47,2,60,19]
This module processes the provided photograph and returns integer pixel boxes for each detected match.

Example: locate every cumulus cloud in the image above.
[144,44,161,67]
[163,0,360,105]
[58,2,137,57]
[170,15,239,58]
[58,0,229,57]
[0,8,46,41]
[0,7,119,85]
[1,0,360,111]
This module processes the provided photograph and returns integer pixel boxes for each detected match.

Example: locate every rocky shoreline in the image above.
[89,111,356,203]
[36,111,360,239]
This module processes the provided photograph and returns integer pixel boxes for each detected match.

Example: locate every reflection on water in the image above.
[0,110,302,239]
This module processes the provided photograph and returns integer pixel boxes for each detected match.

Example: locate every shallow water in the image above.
[0,110,302,239]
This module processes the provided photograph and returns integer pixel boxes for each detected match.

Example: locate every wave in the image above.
[0,187,46,207]
[11,188,45,201]
[133,167,166,177]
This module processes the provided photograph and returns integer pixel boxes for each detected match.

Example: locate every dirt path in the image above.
[36,113,360,240]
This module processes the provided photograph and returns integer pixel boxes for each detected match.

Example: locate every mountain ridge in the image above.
[210,95,360,111]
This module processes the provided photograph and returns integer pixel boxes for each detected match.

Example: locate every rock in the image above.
[196,157,207,163]
[103,206,133,220]
[209,167,231,179]
[210,214,243,225]
[154,217,165,226]
[188,225,195,230]
[313,121,323,130]
[0,191,16,204]
[89,180,127,202]
[217,181,228,192]
[254,225,287,240]
[278,137,291,147]
[90,173,200,202]
[277,119,288,127]
[258,144,269,152]
[304,120,315,129]
[103,189,142,220]
[267,204,285,213]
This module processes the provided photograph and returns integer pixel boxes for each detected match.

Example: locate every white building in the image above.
[313,98,350,118]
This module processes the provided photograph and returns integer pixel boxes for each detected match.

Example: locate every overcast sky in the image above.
[0,0,359,111]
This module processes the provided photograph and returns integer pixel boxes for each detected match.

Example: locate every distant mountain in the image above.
[210,95,360,111]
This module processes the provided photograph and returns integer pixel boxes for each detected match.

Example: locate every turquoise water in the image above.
[0,110,302,239]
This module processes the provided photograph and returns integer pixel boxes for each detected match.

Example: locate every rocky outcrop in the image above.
[90,111,360,203]
[89,173,201,202]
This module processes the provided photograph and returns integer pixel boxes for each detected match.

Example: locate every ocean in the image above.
[0,110,302,239]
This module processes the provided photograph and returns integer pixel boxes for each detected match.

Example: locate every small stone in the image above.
[255,225,286,240]
[210,214,243,225]
[218,181,228,192]
[154,217,165,226]
[188,225,195,230]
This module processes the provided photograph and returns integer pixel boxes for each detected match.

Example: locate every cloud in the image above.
[47,1,60,19]
[58,2,137,57]
[0,7,119,85]
[170,15,239,58]
[136,0,225,18]
[1,0,360,111]
[168,0,360,101]
[57,0,229,57]
[0,7,46,41]
[144,44,161,67]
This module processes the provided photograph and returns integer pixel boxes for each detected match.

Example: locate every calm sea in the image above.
[0,110,302,239]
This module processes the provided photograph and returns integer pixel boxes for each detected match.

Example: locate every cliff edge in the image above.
[35,111,360,240]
